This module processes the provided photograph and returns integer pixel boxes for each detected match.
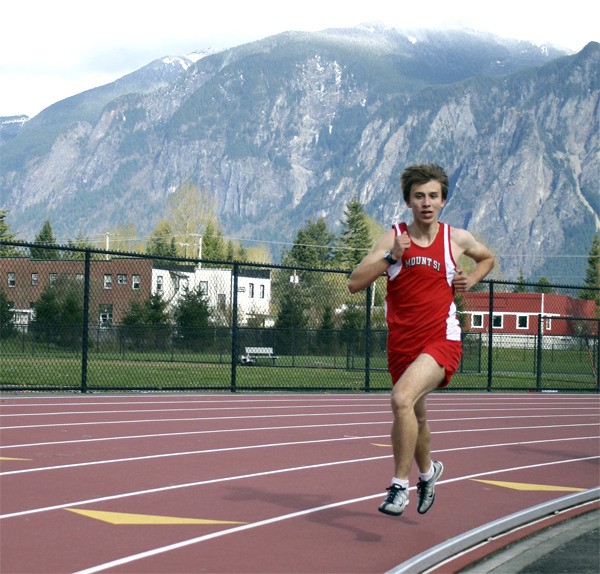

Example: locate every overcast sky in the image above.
[1,0,597,118]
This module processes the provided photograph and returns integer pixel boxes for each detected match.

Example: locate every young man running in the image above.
[348,163,495,516]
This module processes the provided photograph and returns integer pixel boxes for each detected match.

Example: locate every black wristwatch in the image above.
[383,250,397,265]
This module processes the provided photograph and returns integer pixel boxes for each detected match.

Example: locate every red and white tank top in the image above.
[385,221,461,353]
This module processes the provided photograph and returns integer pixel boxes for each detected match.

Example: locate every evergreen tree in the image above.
[535,277,554,294]
[336,198,372,269]
[173,286,212,348]
[0,210,19,256]
[225,240,235,261]
[513,269,528,293]
[283,218,335,269]
[121,294,171,349]
[580,234,600,305]
[202,219,225,265]
[275,287,307,331]
[0,289,16,339]
[64,234,97,260]
[31,220,58,260]
[146,220,178,258]
[30,276,83,347]
[316,305,336,353]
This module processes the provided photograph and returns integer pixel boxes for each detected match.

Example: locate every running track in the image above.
[0,392,598,574]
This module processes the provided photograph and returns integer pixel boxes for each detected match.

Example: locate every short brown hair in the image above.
[400,163,449,202]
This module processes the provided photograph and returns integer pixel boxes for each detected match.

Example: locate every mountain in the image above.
[1,26,598,283]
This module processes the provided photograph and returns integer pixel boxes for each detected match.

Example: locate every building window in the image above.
[199,281,208,296]
[517,315,529,329]
[249,283,255,298]
[132,275,140,290]
[156,275,164,292]
[99,304,113,327]
[260,284,265,299]
[49,273,58,284]
[492,314,503,329]
[471,314,483,328]
[103,274,112,289]
[7,272,16,288]
[117,274,127,285]
[31,273,39,287]
[217,293,226,307]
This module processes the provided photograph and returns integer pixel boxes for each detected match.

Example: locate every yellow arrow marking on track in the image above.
[0,456,30,460]
[472,480,586,492]
[66,508,246,525]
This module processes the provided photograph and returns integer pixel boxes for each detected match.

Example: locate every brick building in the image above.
[0,257,153,328]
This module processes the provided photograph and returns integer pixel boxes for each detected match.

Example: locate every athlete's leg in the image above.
[390,354,444,480]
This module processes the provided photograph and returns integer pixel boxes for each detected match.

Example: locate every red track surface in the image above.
[1,392,598,573]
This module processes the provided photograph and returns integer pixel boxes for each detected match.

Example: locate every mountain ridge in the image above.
[0,27,598,283]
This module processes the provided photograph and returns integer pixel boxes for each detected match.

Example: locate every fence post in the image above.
[487,281,494,391]
[536,314,543,391]
[80,250,91,393]
[596,320,600,392]
[230,263,239,393]
[364,284,372,392]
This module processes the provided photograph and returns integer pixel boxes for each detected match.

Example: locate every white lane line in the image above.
[2,404,597,418]
[2,408,598,431]
[71,456,600,574]
[1,438,597,519]
[0,404,391,417]
[1,432,598,477]
[0,415,600,449]
[0,392,596,408]
[0,410,390,430]
[1,423,598,476]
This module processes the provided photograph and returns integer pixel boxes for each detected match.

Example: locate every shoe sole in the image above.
[378,499,409,516]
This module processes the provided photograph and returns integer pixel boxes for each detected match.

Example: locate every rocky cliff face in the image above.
[1,27,598,282]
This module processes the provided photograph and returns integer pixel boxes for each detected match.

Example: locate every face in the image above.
[406,180,446,223]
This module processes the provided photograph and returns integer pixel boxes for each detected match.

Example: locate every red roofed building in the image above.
[461,292,598,338]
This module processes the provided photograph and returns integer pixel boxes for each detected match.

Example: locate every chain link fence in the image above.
[1,241,598,393]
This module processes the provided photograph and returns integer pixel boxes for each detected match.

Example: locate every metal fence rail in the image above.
[1,241,598,393]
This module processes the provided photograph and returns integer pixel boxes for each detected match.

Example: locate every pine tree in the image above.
[336,198,372,269]
[146,220,178,258]
[202,219,225,265]
[535,277,554,294]
[513,269,528,293]
[31,220,58,260]
[0,210,19,256]
[283,218,335,269]
[0,289,16,339]
[173,286,212,348]
[580,234,600,305]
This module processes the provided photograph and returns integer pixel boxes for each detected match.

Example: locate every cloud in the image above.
[1,0,597,117]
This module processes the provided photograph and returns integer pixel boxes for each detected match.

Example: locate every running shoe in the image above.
[378,485,409,516]
[416,460,444,514]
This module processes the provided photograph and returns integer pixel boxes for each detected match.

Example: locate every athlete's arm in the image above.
[348,229,412,293]
[451,227,495,292]
[348,230,395,294]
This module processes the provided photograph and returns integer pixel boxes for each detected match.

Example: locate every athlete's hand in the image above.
[453,268,471,291]
[392,232,411,259]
